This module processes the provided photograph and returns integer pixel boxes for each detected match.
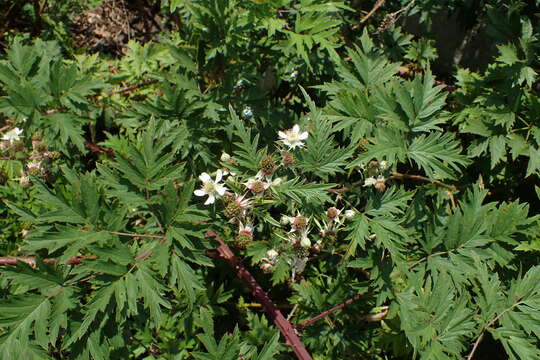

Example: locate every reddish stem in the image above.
[294,293,367,329]
[0,255,94,266]
[205,230,313,360]
[108,79,159,96]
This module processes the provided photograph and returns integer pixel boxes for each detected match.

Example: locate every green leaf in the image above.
[135,265,172,327]
[408,132,470,180]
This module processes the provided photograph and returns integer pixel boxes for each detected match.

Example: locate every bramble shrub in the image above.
[0,0,539,359]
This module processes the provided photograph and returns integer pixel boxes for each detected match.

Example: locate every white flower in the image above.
[266,249,279,262]
[194,170,227,205]
[344,210,356,218]
[278,125,308,150]
[364,177,377,187]
[27,161,41,171]
[2,128,23,142]
[19,176,31,187]
[242,107,253,119]
[234,79,245,89]
[290,70,298,79]
[379,160,388,170]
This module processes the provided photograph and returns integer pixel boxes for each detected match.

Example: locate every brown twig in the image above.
[466,302,523,360]
[360,0,385,23]
[205,230,313,360]
[108,79,159,96]
[0,156,26,161]
[294,293,367,329]
[85,141,114,156]
[359,307,389,322]
[0,255,94,267]
[406,250,449,271]
[108,231,165,240]
[390,171,458,192]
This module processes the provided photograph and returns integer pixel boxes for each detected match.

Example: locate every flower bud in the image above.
[236,230,253,249]
[261,262,274,273]
[344,210,355,219]
[292,215,307,230]
[300,236,311,248]
[224,201,242,219]
[259,155,277,175]
[281,151,295,167]
[374,177,386,192]
[326,207,340,219]
[220,152,231,162]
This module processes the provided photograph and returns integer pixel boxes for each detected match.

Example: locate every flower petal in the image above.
[299,132,308,140]
[216,185,227,196]
[204,195,215,205]
[292,124,300,133]
[199,172,211,182]
[278,131,287,139]
[194,189,206,197]
[215,169,223,182]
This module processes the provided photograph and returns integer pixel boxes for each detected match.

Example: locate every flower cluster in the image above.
[260,249,279,273]
[0,127,24,153]
[193,123,312,275]
[1,127,23,143]
[362,159,390,192]
[0,129,60,187]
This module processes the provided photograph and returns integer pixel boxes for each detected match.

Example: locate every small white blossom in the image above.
[364,176,377,187]
[344,210,356,218]
[364,175,385,187]
[194,170,228,205]
[27,161,42,171]
[379,160,388,170]
[290,70,298,79]
[19,176,31,187]
[266,249,279,262]
[2,127,23,142]
[242,107,253,119]
[278,124,308,150]
[234,79,246,89]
